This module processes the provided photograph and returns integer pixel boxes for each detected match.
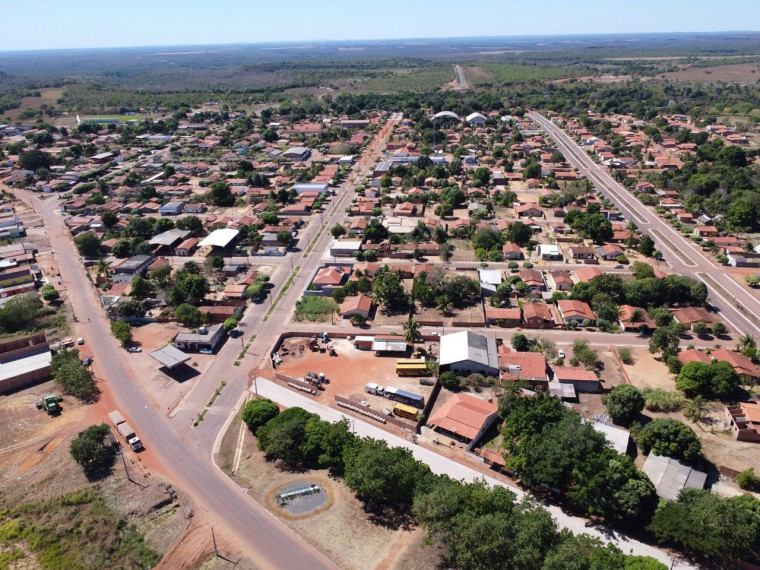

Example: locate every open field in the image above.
[0,87,63,121]
[659,62,760,83]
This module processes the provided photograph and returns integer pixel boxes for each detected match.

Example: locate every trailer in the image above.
[108,410,144,451]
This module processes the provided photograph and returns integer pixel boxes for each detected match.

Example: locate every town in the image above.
[0,26,760,570]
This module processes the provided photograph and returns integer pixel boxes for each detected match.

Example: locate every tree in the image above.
[638,418,701,462]
[276,230,292,247]
[638,234,655,256]
[223,317,238,333]
[241,398,280,435]
[257,407,320,467]
[676,360,740,400]
[208,181,235,206]
[343,437,431,508]
[18,149,52,171]
[176,215,203,233]
[648,327,680,359]
[371,267,409,312]
[101,211,118,229]
[571,339,598,367]
[472,227,503,252]
[175,303,201,325]
[130,276,153,300]
[602,384,645,426]
[403,318,420,346]
[711,321,726,336]
[150,264,172,289]
[632,261,655,280]
[736,468,760,492]
[51,349,97,402]
[111,238,132,258]
[691,321,708,336]
[511,333,530,352]
[439,371,465,391]
[331,224,346,238]
[69,424,116,475]
[40,284,59,301]
[74,231,101,257]
[110,320,132,348]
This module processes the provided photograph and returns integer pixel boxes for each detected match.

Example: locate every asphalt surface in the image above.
[529,111,760,338]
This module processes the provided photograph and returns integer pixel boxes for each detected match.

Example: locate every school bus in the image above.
[393,403,419,421]
[395,358,430,377]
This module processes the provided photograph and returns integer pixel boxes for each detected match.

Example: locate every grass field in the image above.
[294,295,338,322]
[81,114,153,123]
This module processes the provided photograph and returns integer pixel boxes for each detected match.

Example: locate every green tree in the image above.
[602,384,645,426]
[371,267,409,312]
[276,229,292,247]
[208,181,235,206]
[101,211,118,229]
[331,223,346,238]
[736,468,760,491]
[711,321,726,336]
[223,317,238,333]
[51,349,97,402]
[676,360,739,400]
[110,320,132,348]
[439,371,465,391]
[40,284,59,301]
[69,424,116,475]
[18,149,52,170]
[130,276,153,300]
[257,407,320,467]
[638,418,701,462]
[638,234,655,256]
[149,264,172,289]
[74,231,101,257]
[648,327,680,359]
[511,333,530,352]
[176,215,203,233]
[241,398,280,435]
[175,303,201,325]
[403,317,420,346]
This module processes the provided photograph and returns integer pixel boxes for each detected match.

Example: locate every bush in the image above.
[602,384,645,426]
[618,347,633,365]
[110,320,132,348]
[641,388,685,412]
[736,468,760,491]
[52,349,98,402]
[439,371,464,391]
[242,398,280,435]
[638,418,701,462]
[40,284,59,301]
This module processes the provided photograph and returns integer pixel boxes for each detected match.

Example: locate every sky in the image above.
[1,0,758,51]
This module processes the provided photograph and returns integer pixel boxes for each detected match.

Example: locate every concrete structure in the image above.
[150,345,191,369]
[427,393,498,446]
[112,255,154,283]
[173,324,225,353]
[725,402,760,442]
[0,333,52,393]
[282,147,311,161]
[329,239,363,257]
[535,244,562,261]
[642,453,707,501]
[440,331,499,377]
[553,366,601,393]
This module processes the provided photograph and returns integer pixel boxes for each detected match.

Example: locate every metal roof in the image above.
[150,345,191,369]
[199,228,239,248]
[149,228,191,246]
[642,454,707,501]
[440,331,498,370]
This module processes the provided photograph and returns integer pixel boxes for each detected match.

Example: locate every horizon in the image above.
[2,0,759,52]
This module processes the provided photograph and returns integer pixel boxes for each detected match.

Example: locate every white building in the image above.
[440,331,499,377]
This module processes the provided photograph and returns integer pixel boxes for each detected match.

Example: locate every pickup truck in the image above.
[107,410,144,451]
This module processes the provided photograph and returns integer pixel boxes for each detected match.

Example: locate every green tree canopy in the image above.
[69,424,116,475]
[74,231,101,257]
[242,398,280,435]
[638,418,701,462]
[602,384,645,426]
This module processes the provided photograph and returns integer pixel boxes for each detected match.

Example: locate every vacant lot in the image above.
[660,62,760,83]
[621,347,673,391]
[294,295,338,322]
[2,87,63,122]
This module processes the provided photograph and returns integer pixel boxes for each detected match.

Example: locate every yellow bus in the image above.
[393,403,419,421]
[395,358,430,377]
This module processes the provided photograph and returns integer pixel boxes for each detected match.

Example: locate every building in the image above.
[112,255,154,283]
[0,333,52,393]
[293,182,329,195]
[175,237,198,256]
[522,302,554,328]
[498,347,549,385]
[619,305,656,331]
[596,244,625,261]
[711,348,760,380]
[485,306,521,326]
[502,243,523,260]
[478,269,503,296]
[149,345,191,370]
[198,228,239,252]
[158,201,186,216]
[552,366,601,393]
[567,246,596,261]
[340,119,370,129]
[672,306,716,330]
[547,270,574,292]
[427,393,498,447]
[557,299,595,325]
[642,453,707,501]
[148,229,191,252]
[329,238,363,257]
[0,266,34,288]
[282,147,311,161]
[591,421,631,455]
[465,112,487,126]
[440,331,499,377]
[535,244,562,261]
[339,294,372,319]
[310,265,349,293]
[371,335,408,354]
[173,324,225,353]
[725,402,760,442]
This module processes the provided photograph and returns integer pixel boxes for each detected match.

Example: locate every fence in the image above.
[275,372,320,396]
[334,395,388,424]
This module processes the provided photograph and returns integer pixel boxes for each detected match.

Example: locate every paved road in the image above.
[529,111,760,338]
[255,379,695,569]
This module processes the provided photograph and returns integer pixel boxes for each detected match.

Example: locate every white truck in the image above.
[364,382,384,396]
[108,410,144,451]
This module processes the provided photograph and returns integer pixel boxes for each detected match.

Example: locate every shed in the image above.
[150,345,190,369]
[371,336,407,354]
[199,228,239,249]
[642,453,707,501]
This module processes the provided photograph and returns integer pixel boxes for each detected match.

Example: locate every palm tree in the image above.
[737,334,756,353]
[96,257,109,277]
[403,317,420,347]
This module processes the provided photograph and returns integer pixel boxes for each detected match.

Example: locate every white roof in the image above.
[537,244,561,254]
[466,112,487,122]
[371,338,407,352]
[591,421,630,455]
[331,239,363,250]
[478,269,503,286]
[150,345,190,369]
[0,350,51,383]
[199,228,239,248]
[440,331,498,369]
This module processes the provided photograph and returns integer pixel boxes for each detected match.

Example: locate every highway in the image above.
[528,111,760,338]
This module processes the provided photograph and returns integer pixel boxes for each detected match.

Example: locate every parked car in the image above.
[82,357,92,366]
[200,348,213,355]
[557,349,565,359]
[77,337,84,345]
[127,346,142,353]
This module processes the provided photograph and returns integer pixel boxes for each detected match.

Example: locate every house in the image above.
[0,266,33,289]
[547,270,574,292]
[619,305,656,331]
[158,201,185,216]
[642,454,707,501]
[329,238,363,257]
[574,266,603,283]
[282,147,311,161]
[726,252,760,267]
[596,244,625,261]
[518,269,544,292]
[502,243,523,260]
[198,228,239,252]
[440,331,499,377]
[394,201,418,217]
[293,182,329,195]
[567,246,596,261]
[222,283,248,300]
[672,306,716,330]
[711,348,760,380]
[485,306,521,326]
[427,393,498,447]
[112,255,155,283]
[311,266,349,293]
[535,244,562,261]
[339,294,372,319]
[478,269,503,296]
[553,366,601,393]
[522,302,554,328]
[173,324,225,353]
[515,204,543,218]
[465,112,487,127]
[725,402,760,442]
[175,237,198,256]
[557,299,595,325]
[498,347,549,385]
[694,226,718,238]
[678,348,712,366]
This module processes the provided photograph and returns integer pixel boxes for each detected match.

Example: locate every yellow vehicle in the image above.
[393,403,419,421]
[395,358,430,377]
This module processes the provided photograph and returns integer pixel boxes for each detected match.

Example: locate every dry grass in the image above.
[660,62,760,83]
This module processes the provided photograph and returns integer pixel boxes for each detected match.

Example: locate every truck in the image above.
[108,410,144,451]
[364,382,384,396]
[383,386,425,409]
[35,394,62,415]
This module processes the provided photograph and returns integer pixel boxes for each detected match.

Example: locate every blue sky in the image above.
[2,0,758,51]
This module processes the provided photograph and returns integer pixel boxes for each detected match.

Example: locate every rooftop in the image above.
[428,393,497,441]
[642,453,707,501]
[440,331,498,370]
[150,345,191,369]
[199,228,239,248]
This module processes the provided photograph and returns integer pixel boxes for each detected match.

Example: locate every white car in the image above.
[200,348,213,355]
[77,337,84,345]
[127,346,142,353]
[557,349,565,359]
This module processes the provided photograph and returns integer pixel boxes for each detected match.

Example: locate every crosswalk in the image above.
[177,401,233,416]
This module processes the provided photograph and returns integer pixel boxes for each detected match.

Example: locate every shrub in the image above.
[242,398,280,435]
[641,388,685,412]
[736,468,760,491]
[602,384,645,426]
[618,347,633,365]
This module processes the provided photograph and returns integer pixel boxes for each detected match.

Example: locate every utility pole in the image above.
[211,524,219,558]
